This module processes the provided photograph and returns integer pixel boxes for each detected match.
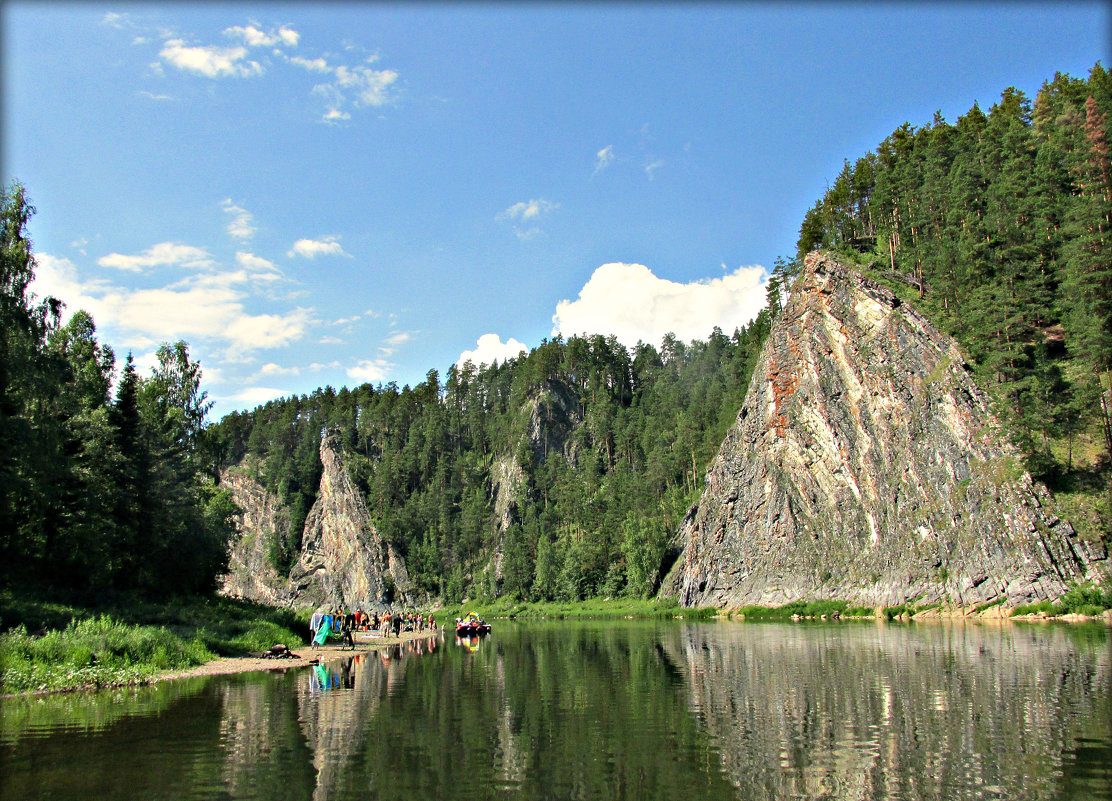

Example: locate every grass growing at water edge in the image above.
[1013,582,1112,618]
[437,597,717,622]
[733,600,874,620]
[0,592,307,695]
[0,616,214,694]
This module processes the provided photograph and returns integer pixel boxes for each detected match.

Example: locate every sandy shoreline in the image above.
[154,628,446,683]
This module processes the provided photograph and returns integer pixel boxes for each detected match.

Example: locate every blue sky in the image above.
[4,2,1109,418]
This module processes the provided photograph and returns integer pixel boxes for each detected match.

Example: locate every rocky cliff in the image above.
[219,470,292,606]
[488,379,584,582]
[288,431,416,609]
[220,432,416,610]
[662,252,1107,610]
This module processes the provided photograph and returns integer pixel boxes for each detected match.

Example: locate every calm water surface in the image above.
[1,621,1109,800]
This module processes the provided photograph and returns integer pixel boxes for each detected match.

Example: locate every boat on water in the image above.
[455,612,492,637]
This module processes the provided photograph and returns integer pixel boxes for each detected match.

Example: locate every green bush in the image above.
[883,604,912,620]
[1059,582,1112,614]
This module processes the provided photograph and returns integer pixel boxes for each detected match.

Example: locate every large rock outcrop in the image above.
[220,433,415,610]
[288,432,416,609]
[219,470,292,606]
[662,252,1107,609]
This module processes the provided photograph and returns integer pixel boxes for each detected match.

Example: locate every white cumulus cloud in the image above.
[552,262,768,348]
[159,39,263,78]
[223,308,313,356]
[456,333,528,369]
[32,249,311,360]
[287,236,347,259]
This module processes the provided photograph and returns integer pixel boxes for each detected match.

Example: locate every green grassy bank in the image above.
[0,591,308,695]
[436,597,718,622]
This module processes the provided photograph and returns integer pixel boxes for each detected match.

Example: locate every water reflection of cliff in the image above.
[213,636,445,801]
[661,623,1112,801]
[296,636,442,801]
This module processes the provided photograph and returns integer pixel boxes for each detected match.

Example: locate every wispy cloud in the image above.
[234,251,281,275]
[290,55,330,73]
[594,145,614,174]
[497,198,558,240]
[124,20,400,122]
[308,57,399,123]
[644,159,665,180]
[256,360,339,378]
[498,199,557,221]
[223,24,299,49]
[222,199,257,241]
[287,236,347,259]
[98,242,214,272]
[101,12,134,30]
[384,331,413,347]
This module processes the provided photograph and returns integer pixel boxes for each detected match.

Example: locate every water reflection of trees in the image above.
[661,623,1112,801]
[335,623,741,800]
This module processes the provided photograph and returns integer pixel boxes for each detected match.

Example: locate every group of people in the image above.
[309,608,437,650]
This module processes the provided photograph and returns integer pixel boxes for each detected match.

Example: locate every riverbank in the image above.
[0,592,315,696]
[153,628,444,683]
[440,594,1112,625]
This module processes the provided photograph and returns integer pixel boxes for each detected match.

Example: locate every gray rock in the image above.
[288,430,417,610]
[660,253,1107,609]
[220,431,417,611]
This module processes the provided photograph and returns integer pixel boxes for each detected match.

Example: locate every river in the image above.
[1,620,1109,800]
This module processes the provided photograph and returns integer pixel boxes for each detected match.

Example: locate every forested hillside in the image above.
[208,319,776,603]
[209,62,1112,606]
[797,65,1111,512]
[0,183,237,598]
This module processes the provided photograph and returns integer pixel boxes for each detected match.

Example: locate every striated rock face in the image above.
[288,431,416,610]
[662,252,1107,609]
[219,471,292,606]
[220,433,416,611]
